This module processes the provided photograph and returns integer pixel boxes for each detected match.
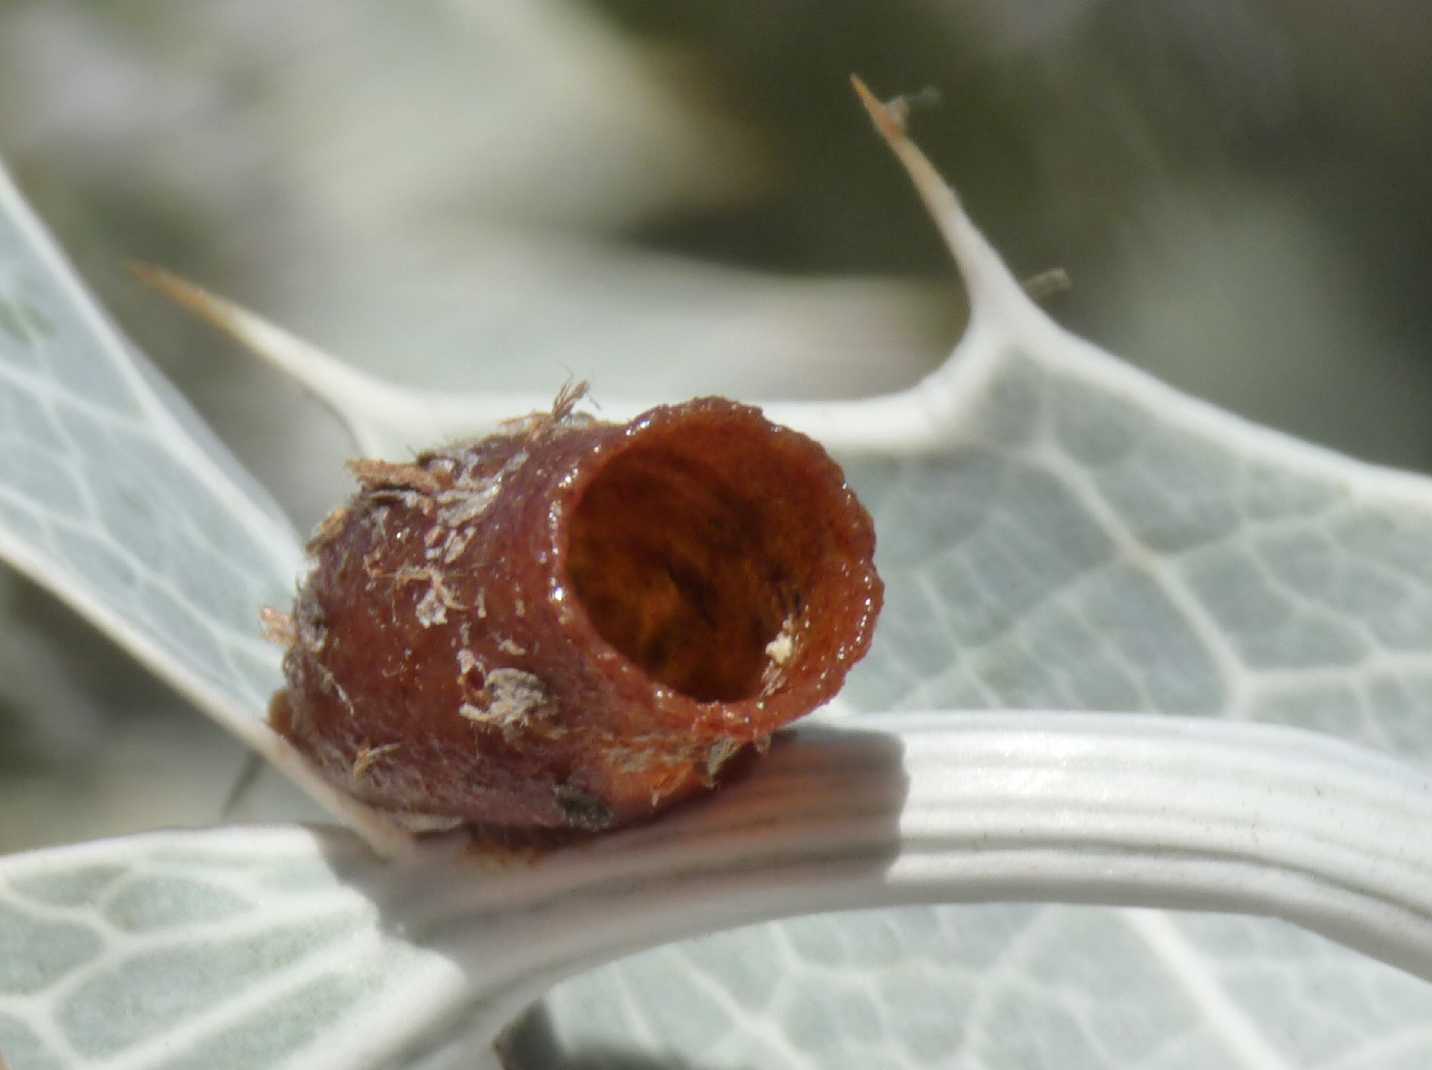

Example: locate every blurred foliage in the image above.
[588,0,1432,469]
[1,0,1431,855]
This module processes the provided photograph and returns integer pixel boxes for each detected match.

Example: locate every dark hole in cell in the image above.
[566,427,798,703]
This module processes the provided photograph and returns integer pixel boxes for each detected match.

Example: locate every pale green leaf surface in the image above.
[534,336,1432,1060]
[6,714,1432,1069]
[511,105,1432,1067]
[0,827,457,1070]
[8,716,1432,1065]
[111,107,1432,1061]
[7,86,1432,1069]
[0,161,417,852]
[0,161,299,723]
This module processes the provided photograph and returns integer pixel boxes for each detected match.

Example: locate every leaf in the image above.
[7,75,1432,1069]
[5,714,1432,1069]
[0,164,297,717]
[0,162,412,854]
[129,257,949,465]
[500,85,1432,1067]
[0,826,455,1070]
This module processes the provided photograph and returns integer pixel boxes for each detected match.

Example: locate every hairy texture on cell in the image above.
[270,393,882,831]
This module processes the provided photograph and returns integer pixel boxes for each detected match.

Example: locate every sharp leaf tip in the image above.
[849,74,908,142]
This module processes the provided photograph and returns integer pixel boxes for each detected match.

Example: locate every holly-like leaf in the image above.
[6,77,1432,1070]
[0,164,297,720]
[516,84,1432,1069]
[0,826,459,1070]
[5,713,1432,1069]
[0,161,413,854]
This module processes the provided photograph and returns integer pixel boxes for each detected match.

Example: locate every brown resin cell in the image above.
[269,392,883,831]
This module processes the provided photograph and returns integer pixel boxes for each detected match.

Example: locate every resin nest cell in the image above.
[270,394,883,832]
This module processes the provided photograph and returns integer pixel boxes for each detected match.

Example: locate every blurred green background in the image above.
[3,0,1431,852]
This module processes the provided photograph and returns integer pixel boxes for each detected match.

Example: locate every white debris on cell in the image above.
[260,606,296,647]
[765,626,795,667]
[459,668,555,734]
[498,637,526,656]
[704,738,743,783]
[296,600,328,654]
[437,481,501,528]
[457,648,480,677]
[416,586,448,627]
[760,615,799,695]
[432,448,527,530]
[443,526,475,564]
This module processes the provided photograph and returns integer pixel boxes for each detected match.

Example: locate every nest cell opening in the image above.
[565,419,817,703]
